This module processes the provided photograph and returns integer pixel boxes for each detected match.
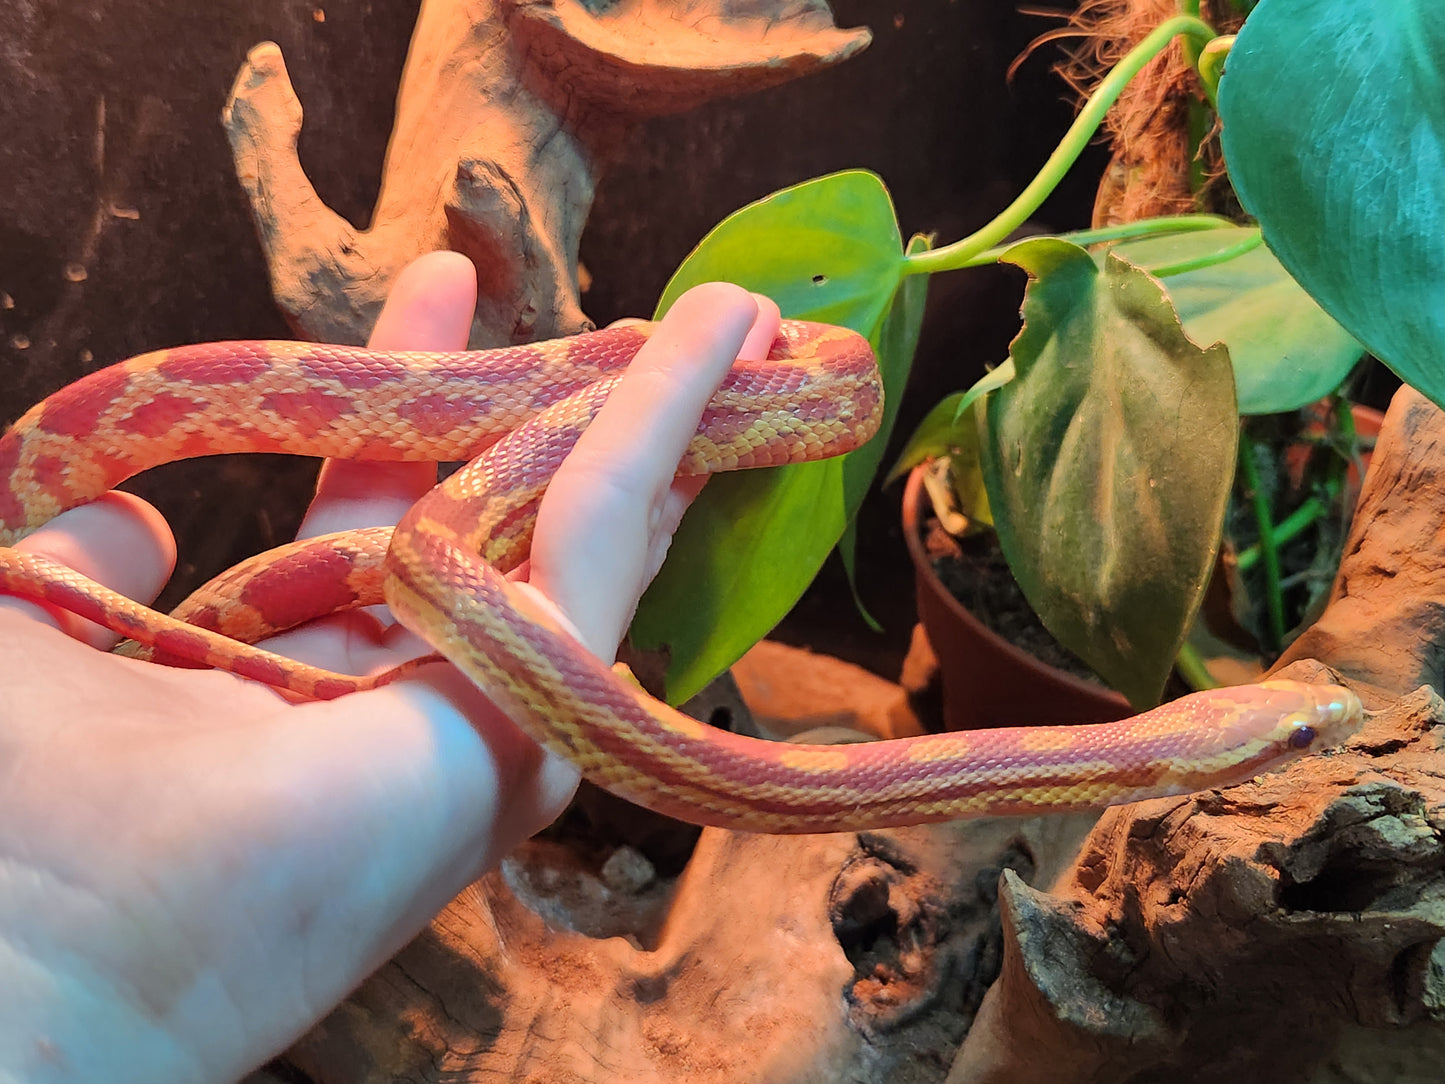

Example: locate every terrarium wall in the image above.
[0,0,1106,675]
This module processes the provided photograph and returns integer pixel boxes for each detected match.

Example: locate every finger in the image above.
[640,292,780,588]
[739,292,782,362]
[299,251,478,539]
[528,281,764,657]
[607,291,778,351]
[2,491,177,648]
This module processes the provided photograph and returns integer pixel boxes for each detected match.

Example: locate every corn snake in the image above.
[0,320,1362,833]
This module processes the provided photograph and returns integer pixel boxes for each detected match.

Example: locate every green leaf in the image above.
[1110,227,1364,414]
[890,392,966,478]
[887,360,1016,482]
[1218,1,1445,410]
[845,231,930,525]
[655,170,907,329]
[980,238,1238,709]
[631,171,913,703]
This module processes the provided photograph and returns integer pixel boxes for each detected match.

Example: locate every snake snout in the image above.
[1283,684,1365,754]
[1312,685,1366,747]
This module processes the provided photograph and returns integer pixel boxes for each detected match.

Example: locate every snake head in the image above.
[1254,680,1364,756]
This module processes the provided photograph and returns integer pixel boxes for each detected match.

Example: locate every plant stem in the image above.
[1334,394,1364,485]
[1147,229,1263,277]
[1180,2,1205,72]
[951,214,1235,269]
[1324,397,1362,548]
[1175,642,1220,691]
[906,14,1218,278]
[1237,434,1287,653]
[1235,495,1327,573]
[1187,96,1211,192]
[1237,398,1358,582]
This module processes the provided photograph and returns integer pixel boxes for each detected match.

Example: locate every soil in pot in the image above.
[921,520,1105,688]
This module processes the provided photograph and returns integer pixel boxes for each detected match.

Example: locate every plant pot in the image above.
[902,466,1131,732]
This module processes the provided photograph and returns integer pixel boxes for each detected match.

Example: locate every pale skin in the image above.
[0,252,781,1082]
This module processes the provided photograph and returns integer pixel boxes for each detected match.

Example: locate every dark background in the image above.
[0,0,1105,679]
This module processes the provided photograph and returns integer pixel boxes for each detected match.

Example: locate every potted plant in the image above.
[626,4,1374,727]
[883,2,1395,720]
[893,216,1378,725]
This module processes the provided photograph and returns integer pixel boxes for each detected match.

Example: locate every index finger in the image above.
[526,282,770,657]
[297,251,478,540]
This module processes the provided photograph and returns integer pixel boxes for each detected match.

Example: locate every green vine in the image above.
[1176,642,1220,690]
[904,14,1218,277]
[955,215,1234,270]
[1147,229,1263,277]
[1237,433,1288,653]
[1197,35,1234,103]
[1235,494,1329,573]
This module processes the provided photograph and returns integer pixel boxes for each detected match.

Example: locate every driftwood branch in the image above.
[280,802,1098,1082]
[220,0,868,349]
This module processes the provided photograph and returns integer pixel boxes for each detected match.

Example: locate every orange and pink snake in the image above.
[0,320,1362,833]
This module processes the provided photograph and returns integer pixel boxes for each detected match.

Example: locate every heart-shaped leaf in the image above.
[631,171,915,703]
[839,232,933,618]
[1218,0,1445,410]
[980,238,1238,708]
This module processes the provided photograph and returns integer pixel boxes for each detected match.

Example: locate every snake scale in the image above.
[0,320,1362,833]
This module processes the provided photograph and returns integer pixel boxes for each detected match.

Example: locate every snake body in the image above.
[0,322,1362,833]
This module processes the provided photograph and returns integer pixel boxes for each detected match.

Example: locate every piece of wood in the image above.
[282,815,1097,1082]
[221,0,868,349]
[730,639,926,742]
[1277,387,1445,695]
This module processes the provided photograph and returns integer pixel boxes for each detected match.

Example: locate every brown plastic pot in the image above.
[902,466,1130,732]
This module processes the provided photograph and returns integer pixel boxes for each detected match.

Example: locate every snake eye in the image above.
[1288,724,1317,750]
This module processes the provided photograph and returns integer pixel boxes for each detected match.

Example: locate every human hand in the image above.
[0,251,779,1082]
